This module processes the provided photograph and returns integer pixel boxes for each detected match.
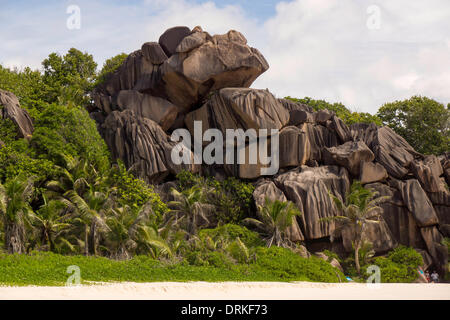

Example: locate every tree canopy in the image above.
[377,96,450,155]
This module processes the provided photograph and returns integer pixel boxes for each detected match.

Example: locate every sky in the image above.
[0,0,449,114]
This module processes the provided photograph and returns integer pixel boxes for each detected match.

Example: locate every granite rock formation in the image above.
[89,26,449,274]
[0,89,34,139]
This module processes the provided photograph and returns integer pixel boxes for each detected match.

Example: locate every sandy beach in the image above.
[0,282,449,300]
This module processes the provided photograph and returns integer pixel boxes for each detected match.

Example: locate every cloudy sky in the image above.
[1,0,449,113]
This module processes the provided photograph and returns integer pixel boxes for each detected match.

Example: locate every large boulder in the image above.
[323,140,375,176]
[279,126,310,168]
[410,155,444,193]
[0,89,34,139]
[185,88,289,136]
[158,26,192,57]
[351,124,420,178]
[275,166,350,240]
[300,123,339,162]
[152,29,269,111]
[327,115,352,143]
[141,42,168,65]
[92,26,269,122]
[253,180,304,241]
[420,226,448,274]
[365,183,426,249]
[115,90,178,131]
[360,161,388,184]
[101,110,198,183]
[394,179,439,227]
[341,219,397,253]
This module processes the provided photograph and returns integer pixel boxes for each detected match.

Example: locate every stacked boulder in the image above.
[90,26,449,273]
[0,89,34,139]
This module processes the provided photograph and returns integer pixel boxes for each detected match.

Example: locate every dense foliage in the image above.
[377,96,450,155]
[176,170,255,224]
[285,96,382,125]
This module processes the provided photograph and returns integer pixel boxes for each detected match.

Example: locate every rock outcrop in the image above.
[101,110,198,183]
[0,89,34,139]
[93,27,269,119]
[88,26,449,275]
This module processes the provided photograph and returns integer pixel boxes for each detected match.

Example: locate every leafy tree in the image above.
[243,198,301,248]
[285,96,382,126]
[95,53,128,86]
[0,65,46,109]
[30,103,110,171]
[325,181,388,274]
[0,175,35,253]
[42,48,97,106]
[108,161,168,216]
[377,96,450,154]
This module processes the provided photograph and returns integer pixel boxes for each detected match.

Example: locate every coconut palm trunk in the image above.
[354,240,361,275]
[4,220,26,254]
[84,224,89,256]
[88,220,97,256]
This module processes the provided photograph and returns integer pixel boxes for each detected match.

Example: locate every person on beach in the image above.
[430,271,439,283]
[425,271,430,283]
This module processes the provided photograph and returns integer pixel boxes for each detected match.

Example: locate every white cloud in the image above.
[0,0,449,113]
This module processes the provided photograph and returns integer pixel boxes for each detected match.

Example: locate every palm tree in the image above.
[168,186,214,236]
[32,195,74,252]
[324,181,389,275]
[104,201,175,259]
[243,198,302,248]
[66,188,113,256]
[0,175,35,253]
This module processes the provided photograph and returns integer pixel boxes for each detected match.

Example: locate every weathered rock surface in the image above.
[420,226,448,274]
[351,124,420,178]
[158,26,192,57]
[253,180,304,241]
[410,155,444,193]
[0,89,34,139]
[327,115,352,143]
[185,88,289,137]
[92,26,269,119]
[275,166,350,240]
[323,140,374,176]
[395,179,439,227]
[101,110,198,183]
[360,161,388,184]
[341,219,396,253]
[153,29,269,111]
[301,123,339,162]
[141,42,168,64]
[279,126,310,168]
[115,90,178,131]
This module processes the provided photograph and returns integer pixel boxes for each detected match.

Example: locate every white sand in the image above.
[0,282,449,300]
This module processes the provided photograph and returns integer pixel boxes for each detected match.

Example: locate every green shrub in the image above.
[360,246,423,283]
[253,246,345,282]
[199,224,264,248]
[30,103,110,171]
[109,161,168,216]
[387,245,423,266]
[366,257,416,283]
[176,171,255,224]
[0,140,57,183]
